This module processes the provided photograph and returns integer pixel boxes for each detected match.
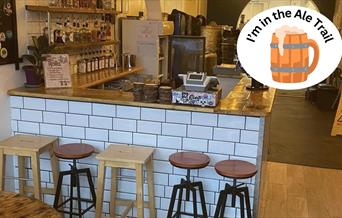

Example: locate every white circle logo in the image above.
[237,6,342,90]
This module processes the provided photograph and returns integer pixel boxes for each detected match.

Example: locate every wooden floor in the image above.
[259,162,342,218]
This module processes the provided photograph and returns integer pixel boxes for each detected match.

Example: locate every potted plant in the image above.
[21,35,55,87]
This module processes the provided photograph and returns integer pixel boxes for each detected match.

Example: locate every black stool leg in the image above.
[53,171,65,209]
[237,192,245,218]
[75,170,82,218]
[167,185,180,218]
[219,189,228,218]
[242,187,252,218]
[214,190,225,218]
[69,167,74,218]
[231,179,237,207]
[176,186,183,217]
[191,187,198,218]
[197,182,208,217]
[85,168,96,204]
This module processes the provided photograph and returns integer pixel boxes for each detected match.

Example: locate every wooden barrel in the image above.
[270,33,319,83]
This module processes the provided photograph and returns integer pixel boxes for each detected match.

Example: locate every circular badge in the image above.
[0,32,5,42]
[5,30,12,39]
[1,47,8,59]
[237,6,342,90]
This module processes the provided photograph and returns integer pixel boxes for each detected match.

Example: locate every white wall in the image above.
[0,1,27,191]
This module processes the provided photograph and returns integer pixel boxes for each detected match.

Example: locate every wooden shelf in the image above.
[26,5,118,15]
[54,40,118,51]
[72,66,143,88]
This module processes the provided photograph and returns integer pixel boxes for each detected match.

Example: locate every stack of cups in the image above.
[133,82,145,101]
[143,84,159,103]
[159,86,172,104]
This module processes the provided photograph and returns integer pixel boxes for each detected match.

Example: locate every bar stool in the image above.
[95,144,155,218]
[167,152,210,218]
[214,160,257,218]
[0,134,60,200]
[53,143,96,218]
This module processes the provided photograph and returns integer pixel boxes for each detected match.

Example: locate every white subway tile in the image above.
[117,106,140,119]
[21,109,43,122]
[218,114,245,129]
[162,123,186,137]
[153,160,172,173]
[169,174,184,186]
[208,140,235,155]
[133,133,156,147]
[240,130,259,144]
[137,121,161,134]
[40,123,62,136]
[86,128,108,141]
[154,173,168,185]
[10,96,23,108]
[18,121,39,134]
[182,138,208,152]
[89,116,112,129]
[153,185,165,197]
[229,156,257,165]
[24,97,45,110]
[160,198,171,210]
[141,108,165,122]
[62,126,85,139]
[202,178,219,192]
[157,135,182,149]
[198,166,223,180]
[113,118,136,132]
[166,110,191,124]
[187,125,213,139]
[157,209,168,218]
[11,120,18,132]
[46,99,68,112]
[209,205,236,217]
[92,103,116,117]
[235,143,258,158]
[206,153,229,166]
[192,112,217,126]
[109,130,133,144]
[11,108,21,120]
[69,101,92,115]
[213,128,240,142]
[153,148,175,161]
[43,111,65,125]
[81,140,105,152]
[173,167,198,177]
[59,137,81,145]
[246,117,261,130]
[66,114,89,127]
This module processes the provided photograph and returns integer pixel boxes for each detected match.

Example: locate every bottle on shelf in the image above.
[54,17,64,43]
[102,0,112,9]
[104,49,109,68]
[73,0,80,8]
[86,50,92,73]
[109,49,115,68]
[78,52,87,74]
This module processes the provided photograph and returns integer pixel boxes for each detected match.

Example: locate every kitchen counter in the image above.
[8,77,275,117]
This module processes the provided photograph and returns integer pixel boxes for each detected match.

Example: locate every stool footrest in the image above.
[172,211,206,218]
[56,197,95,216]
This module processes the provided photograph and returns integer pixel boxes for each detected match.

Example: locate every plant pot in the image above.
[22,66,43,86]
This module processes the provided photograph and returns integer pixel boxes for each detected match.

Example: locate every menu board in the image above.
[331,96,342,136]
[43,54,72,89]
[0,0,18,66]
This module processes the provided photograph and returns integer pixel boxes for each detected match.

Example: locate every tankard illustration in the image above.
[270,26,320,83]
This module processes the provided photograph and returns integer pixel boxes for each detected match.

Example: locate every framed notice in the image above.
[0,0,19,67]
[43,54,72,89]
[331,96,342,136]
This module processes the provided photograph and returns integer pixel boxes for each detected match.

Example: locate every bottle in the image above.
[66,0,73,7]
[94,51,99,71]
[109,50,115,68]
[104,49,109,68]
[73,0,80,8]
[78,53,87,73]
[49,0,58,7]
[102,0,111,9]
[86,50,92,73]
[99,50,104,70]
[54,17,64,43]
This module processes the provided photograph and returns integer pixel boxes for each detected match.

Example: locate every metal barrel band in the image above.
[270,43,309,49]
[271,67,309,73]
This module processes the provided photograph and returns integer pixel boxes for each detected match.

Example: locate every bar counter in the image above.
[7,75,275,218]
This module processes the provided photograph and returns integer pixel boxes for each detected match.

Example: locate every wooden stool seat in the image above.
[215,160,257,179]
[169,152,210,169]
[0,135,60,201]
[54,143,94,159]
[95,144,156,218]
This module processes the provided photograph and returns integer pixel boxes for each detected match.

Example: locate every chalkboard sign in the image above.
[0,0,18,66]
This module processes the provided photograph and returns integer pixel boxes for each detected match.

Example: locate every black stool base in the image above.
[167,170,208,218]
[53,159,96,218]
[214,180,252,218]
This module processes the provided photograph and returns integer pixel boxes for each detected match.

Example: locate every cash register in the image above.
[172,72,221,107]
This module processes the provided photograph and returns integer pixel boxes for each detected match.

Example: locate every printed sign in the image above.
[43,54,72,89]
[332,97,342,136]
[237,6,342,90]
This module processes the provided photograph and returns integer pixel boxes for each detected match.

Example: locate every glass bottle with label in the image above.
[109,50,115,68]
[78,53,87,73]
[86,50,92,73]
[104,49,109,68]
[73,0,80,8]
[54,17,64,43]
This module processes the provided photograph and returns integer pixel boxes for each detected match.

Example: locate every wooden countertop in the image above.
[72,67,143,88]
[8,77,275,116]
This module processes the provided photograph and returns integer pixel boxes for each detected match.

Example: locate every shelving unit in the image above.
[25,5,118,15]
[54,40,118,51]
